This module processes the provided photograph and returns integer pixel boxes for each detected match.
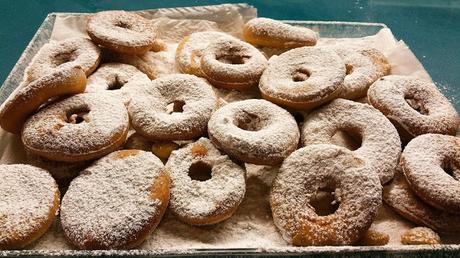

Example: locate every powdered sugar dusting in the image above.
[0,164,58,248]
[166,138,246,224]
[200,36,267,89]
[142,164,285,249]
[368,204,414,245]
[128,74,217,141]
[213,87,262,108]
[85,63,150,104]
[86,63,149,92]
[142,43,179,77]
[243,18,318,48]
[21,93,129,160]
[401,134,460,213]
[87,11,157,49]
[60,150,167,249]
[0,65,86,134]
[208,99,299,165]
[25,37,101,82]
[175,31,233,77]
[330,45,390,99]
[259,46,345,104]
[368,75,460,136]
[25,152,88,184]
[301,98,401,184]
[383,168,460,234]
[270,144,382,245]
[101,49,157,79]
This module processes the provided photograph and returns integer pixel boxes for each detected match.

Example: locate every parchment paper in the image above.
[1,3,455,252]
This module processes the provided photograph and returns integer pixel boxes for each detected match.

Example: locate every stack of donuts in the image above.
[0,10,458,250]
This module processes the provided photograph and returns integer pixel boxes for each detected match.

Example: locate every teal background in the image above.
[1,0,459,91]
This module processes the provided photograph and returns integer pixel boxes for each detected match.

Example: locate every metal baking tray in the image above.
[1,4,460,258]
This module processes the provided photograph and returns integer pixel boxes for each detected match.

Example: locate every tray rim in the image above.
[0,8,459,257]
[2,244,460,257]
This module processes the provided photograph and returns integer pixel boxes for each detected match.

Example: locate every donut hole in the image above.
[405,96,429,115]
[166,100,185,114]
[331,128,362,151]
[292,67,311,82]
[66,108,90,124]
[442,158,460,180]
[235,110,265,131]
[53,50,77,66]
[216,54,249,65]
[345,64,354,75]
[310,187,340,216]
[107,76,125,90]
[114,20,132,30]
[188,161,213,181]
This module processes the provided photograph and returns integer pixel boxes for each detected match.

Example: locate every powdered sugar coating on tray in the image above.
[208,99,299,165]
[128,74,217,141]
[166,138,246,224]
[25,37,101,82]
[60,150,167,249]
[301,98,401,184]
[270,144,382,245]
[0,164,58,248]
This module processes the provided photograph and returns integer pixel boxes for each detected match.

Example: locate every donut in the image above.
[368,75,459,137]
[22,93,129,162]
[200,37,268,90]
[0,66,86,134]
[86,63,151,104]
[243,17,318,48]
[175,31,233,77]
[259,46,345,110]
[400,133,460,213]
[166,138,246,225]
[60,150,170,249]
[331,46,390,100]
[26,152,89,186]
[208,99,299,165]
[359,229,390,246]
[383,168,460,234]
[102,48,157,79]
[401,227,441,245]
[25,37,101,82]
[301,98,401,184]
[270,144,382,246]
[87,10,158,55]
[0,164,60,249]
[128,74,217,141]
